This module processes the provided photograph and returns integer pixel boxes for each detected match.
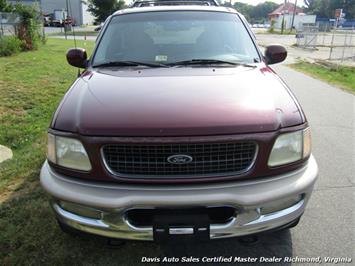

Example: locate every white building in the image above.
[274,14,317,30]
[7,0,95,25]
[268,2,316,30]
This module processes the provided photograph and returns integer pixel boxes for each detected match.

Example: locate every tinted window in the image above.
[93,11,260,65]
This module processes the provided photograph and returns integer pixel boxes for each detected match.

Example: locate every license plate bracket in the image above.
[153,208,210,243]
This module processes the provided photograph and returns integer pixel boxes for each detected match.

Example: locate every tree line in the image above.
[223,0,354,23]
[4,0,353,24]
[304,0,355,19]
[87,0,126,23]
[222,1,279,23]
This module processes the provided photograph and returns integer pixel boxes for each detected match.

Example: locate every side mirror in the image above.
[264,45,287,65]
[66,48,87,68]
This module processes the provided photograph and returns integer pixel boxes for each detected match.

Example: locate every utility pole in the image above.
[290,0,297,33]
[65,0,69,39]
[281,0,287,34]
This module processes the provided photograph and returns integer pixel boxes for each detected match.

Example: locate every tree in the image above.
[88,0,126,23]
[14,3,42,50]
[232,2,253,21]
[250,1,279,21]
[304,0,355,19]
[0,0,13,12]
[229,1,279,23]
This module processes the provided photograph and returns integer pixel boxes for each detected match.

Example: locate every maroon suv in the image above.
[40,3,318,242]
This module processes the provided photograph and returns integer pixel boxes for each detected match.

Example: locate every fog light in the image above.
[59,201,102,219]
[260,195,303,215]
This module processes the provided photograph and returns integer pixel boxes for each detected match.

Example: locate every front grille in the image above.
[102,142,257,178]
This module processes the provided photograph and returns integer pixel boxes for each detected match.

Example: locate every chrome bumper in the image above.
[41,155,318,241]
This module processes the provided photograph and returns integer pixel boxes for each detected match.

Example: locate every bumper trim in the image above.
[53,199,305,240]
[53,204,109,229]
[245,200,303,226]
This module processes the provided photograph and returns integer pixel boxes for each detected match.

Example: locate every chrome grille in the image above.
[102,142,257,178]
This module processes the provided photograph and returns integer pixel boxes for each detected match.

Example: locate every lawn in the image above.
[289,61,355,94]
[0,39,160,265]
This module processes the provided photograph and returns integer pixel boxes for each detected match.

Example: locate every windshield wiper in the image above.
[167,59,256,68]
[92,61,168,68]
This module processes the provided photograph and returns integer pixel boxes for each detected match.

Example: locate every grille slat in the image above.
[102,142,257,178]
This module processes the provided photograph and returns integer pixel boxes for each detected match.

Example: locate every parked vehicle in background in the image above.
[43,15,51,26]
[48,10,66,27]
[46,10,75,27]
[94,22,104,32]
[40,0,318,243]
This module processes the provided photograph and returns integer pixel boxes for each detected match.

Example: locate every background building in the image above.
[7,0,95,25]
[268,2,316,30]
[268,2,303,21]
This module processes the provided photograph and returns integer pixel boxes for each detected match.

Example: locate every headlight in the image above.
[268,128,311,167]
[47,133,92,171]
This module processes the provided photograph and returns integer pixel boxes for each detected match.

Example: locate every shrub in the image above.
[0,36,23,56]
[14,3,42,50]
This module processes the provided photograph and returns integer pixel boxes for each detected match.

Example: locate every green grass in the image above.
[0,39,160,265]
[290,62,355,94]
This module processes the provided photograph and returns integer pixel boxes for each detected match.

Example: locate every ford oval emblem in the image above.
[167,154,193,165]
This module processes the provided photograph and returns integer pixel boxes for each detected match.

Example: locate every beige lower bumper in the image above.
[40,155,318,240]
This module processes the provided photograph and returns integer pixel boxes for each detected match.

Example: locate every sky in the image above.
[233,0,285,5]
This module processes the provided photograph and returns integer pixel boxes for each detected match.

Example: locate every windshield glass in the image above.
[92,11,260,66]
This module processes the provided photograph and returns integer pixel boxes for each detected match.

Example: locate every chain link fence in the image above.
[328,29,355,62]
[296,25,319,49]
[296,23,355,64]
[0,12,20,36]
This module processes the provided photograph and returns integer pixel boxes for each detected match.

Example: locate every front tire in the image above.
[285,217,301,229]
[57,220,82,236]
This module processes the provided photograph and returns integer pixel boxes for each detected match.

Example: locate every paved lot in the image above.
[255,33,329,64]
[149,65,354,265]
[268,64,354,261]
[70,65,352,265]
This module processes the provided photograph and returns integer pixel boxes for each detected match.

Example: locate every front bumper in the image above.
[40,155,318,241]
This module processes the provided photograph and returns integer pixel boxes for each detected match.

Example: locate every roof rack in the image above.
[131,0,219,8]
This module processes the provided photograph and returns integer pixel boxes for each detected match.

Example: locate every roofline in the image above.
[112,5,239,16]
[130,0,220,7]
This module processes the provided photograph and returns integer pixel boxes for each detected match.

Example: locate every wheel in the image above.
[285,217,301,229]
[278,217,301,231]
[57,220,82,237]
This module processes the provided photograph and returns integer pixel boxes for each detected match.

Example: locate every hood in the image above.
[53,66,304,136]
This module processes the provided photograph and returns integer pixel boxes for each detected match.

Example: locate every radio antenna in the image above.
[66,0,80,76]
[67,0,77,48]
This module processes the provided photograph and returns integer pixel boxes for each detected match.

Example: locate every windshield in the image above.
[92,11,260,66]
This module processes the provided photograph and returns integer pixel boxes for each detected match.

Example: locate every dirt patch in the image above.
[0,180,39,204]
